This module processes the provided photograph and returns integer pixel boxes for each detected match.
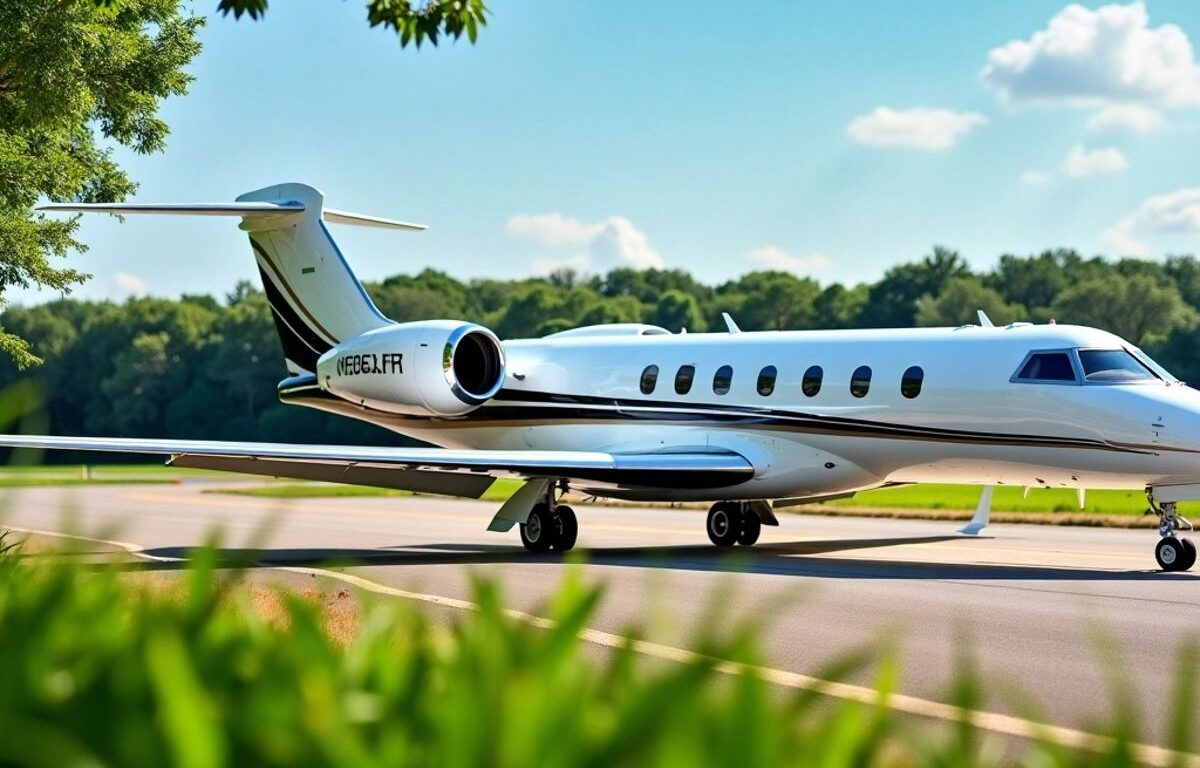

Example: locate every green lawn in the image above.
[825,483,1182,516]
[0,463,228,487]
[212,477,525,502]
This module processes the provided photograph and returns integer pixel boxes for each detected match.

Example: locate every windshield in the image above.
[1129,347,1180,382]
[1077,349,1158,383]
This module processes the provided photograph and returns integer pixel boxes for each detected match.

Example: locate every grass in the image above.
[823,484,1190,517]
[211,477,525,502]
[0,529,1194,767]
[0,463,228,488]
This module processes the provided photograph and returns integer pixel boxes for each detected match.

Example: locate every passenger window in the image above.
[675,364,695,395]
[850,365,872,398]
[640,365,659,395]
[713,365,733,395]
[757,365,777,396]
[1078,349,1157,382]
[901,366,924,399]
[1016,352,1076,382]
[802,365,823,397]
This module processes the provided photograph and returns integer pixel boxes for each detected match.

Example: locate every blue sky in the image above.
[20,0,1200,303]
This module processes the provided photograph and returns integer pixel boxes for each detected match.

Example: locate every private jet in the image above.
[5,183,1198,572]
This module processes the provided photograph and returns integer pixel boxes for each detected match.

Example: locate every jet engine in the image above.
[316,320,505,417]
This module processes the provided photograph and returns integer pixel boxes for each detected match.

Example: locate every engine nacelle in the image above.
[315,321,505,417]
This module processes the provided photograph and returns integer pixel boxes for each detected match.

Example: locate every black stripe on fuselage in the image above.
[255,263,332,372]
[278,383,1161,455]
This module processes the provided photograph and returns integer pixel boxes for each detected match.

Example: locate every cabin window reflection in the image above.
[901,366,924,399]
[802,365,823,397]
[713,365,733,395]
[757,365,777,396]
[640,365,659,395]
[675,364,695,395]
[850,365,872,398]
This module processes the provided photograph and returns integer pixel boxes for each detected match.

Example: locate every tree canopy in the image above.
[5,246,1200,451]
[0,0,202,368]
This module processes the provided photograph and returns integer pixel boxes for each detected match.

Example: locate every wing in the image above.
[0,435,754,499]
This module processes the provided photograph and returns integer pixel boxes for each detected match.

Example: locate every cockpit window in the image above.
[1015,352,1076,382]
[1130,347,1178,382]
[1078,349,1158,382]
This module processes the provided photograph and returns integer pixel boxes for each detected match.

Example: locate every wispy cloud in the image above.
[747,246,832,275]
[506,213,663,273]
[113,272,147,298]
[1019,170,1052,186]
[847,106,987,150]
[1063,145,1128,177]
[1103,187,1200,255]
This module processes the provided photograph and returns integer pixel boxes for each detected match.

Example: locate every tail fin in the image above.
[39,182,424,374]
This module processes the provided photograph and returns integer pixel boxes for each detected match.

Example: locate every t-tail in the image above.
[37,183,424,374]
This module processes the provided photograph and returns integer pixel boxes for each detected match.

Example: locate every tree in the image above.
[212,0,488,48]
[652,290,704,333]
[915,277,1027,327]
[715,272,820,331]
[858,246,971,328]
[0,0,202,368]
[1050,274,1195,346]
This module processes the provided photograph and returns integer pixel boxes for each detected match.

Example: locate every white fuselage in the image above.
[312,322,1200,502]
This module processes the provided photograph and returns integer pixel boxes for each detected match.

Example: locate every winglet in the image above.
[959,485,992,535]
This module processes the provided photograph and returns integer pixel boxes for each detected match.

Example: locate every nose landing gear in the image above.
[1148,497,1196,572]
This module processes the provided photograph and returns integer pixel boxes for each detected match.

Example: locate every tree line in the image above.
[3,245,1199,449]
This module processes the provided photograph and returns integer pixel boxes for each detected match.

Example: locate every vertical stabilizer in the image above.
[236,183,392,374]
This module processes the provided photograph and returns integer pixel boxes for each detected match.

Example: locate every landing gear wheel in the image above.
[520,504,554,553]
[1180,538,1197,571]
[707,502,739,548]
[1155,536,1187,572]
[737,511,761,546]
[552,505,578,552]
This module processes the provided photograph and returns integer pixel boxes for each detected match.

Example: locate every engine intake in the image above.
[316,320,505,417]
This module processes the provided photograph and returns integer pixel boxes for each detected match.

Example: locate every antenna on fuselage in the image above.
[977,309,995,327]
[721,312,741,334]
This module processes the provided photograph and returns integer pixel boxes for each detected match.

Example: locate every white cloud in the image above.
[1063,144,1128,177]
[113,272,147,297]
[504,213,600,246]
[506,212,663,272]
[1020,170,1052,186]
[846,106,987,150]
[1103,187,1200,255]
[1086,103,1164,132]
[747,246,832,275]
[981,2,1200,107]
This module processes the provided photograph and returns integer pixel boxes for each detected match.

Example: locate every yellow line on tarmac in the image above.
[7,524,1197,768]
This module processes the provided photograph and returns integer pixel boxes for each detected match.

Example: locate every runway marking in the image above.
[6,524,1198,768]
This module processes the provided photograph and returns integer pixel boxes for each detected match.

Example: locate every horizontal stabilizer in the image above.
[36,201,425,231]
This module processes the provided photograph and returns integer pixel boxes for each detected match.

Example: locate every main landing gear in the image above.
[1149,496,1196,572]
[706,501,762,548]
[519,484,577,553]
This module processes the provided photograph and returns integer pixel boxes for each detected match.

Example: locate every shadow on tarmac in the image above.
[115,535,1199,581]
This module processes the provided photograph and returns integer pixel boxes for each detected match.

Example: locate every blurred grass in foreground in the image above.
[0,532,1195,767]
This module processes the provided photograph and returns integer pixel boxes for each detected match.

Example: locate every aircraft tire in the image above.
[552,505,578,552]
[707,502,739,547]
[736,511,761,546]
[520,504,554,553]
[1180,538,1197,571]
[1155,536,1187,572]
